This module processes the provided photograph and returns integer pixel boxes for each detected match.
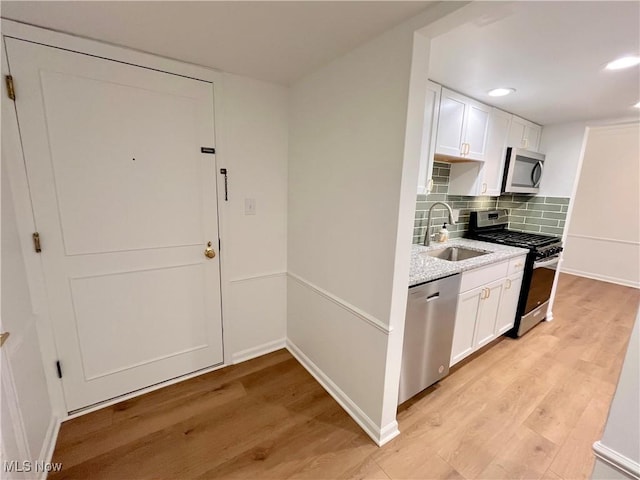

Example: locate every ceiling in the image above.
[2,1,638,125]
[0,1,434,85]
[428,1,640,125]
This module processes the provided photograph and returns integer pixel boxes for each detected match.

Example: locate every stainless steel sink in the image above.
[424,246,490,262]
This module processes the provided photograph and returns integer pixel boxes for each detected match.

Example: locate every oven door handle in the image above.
[534,256,559,269]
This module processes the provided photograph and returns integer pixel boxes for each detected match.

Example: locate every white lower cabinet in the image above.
[474,279,504,348]
[450,255,526,367]
[450,287,482,364]
[495,272,524,336]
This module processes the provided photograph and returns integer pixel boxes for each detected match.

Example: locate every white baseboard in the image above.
[286,339,399,447]
[378,420,401,446]
[231,338,286,365]
[593,441,640,480]
[561,268,640,289]
[38,416,61,480]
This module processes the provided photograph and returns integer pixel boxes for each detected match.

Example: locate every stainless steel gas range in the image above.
[468,210,563,337]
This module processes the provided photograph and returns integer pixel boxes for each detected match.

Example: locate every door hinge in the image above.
[5,75,15,100]
[33,232,42,253]
[56,361,63,379]
[218,238,221,251]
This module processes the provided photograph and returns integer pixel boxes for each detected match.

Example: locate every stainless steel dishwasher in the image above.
[398,273,461,405]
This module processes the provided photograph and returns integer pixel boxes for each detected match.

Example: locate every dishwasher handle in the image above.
[425,292,440,302]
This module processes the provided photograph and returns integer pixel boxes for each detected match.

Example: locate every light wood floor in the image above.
[50,273,639,479]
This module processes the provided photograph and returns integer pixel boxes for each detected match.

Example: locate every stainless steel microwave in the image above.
[501,147,545,194]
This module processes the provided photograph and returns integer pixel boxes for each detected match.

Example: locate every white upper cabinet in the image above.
[436,89,466,157]
[508,115,542,152]
[465,102,491,160]
[448,107,511,196]
[482,108,512,195]
[435,88,490,161]
[416,81,442,194]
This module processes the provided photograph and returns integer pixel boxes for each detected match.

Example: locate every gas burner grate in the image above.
[473,230,558,249]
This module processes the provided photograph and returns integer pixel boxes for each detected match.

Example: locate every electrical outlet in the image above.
[245,198,256,215]
[452,209,460,223]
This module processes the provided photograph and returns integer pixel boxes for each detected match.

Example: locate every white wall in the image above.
[1,22,290,432]
[538,121,587,198]
[287,3,461,445]
[592,311,639,479]
[562,124,640,287]
[218,73,288,363]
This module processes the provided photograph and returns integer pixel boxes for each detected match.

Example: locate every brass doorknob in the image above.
[204,241,216,259]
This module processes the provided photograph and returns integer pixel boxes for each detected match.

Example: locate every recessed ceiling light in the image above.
[488,88,516,97]
[605,56,640,70]
[635,101,640,109]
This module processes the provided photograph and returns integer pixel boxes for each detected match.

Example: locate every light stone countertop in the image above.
[409,238,529,287]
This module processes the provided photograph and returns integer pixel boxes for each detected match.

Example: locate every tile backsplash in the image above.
[413,162,570,245]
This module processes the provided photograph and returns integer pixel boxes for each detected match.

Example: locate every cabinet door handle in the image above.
[460,143,466,156]
[482,183,487,194]
[523,138,529,149]
[506,279,512,290]
[487,287,491,299]
[480,288,486,300]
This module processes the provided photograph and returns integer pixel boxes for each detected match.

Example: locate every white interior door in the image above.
[5,38,223,412]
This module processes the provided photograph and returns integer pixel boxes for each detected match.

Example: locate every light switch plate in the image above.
[245,198,256,215]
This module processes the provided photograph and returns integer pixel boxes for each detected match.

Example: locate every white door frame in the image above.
[1,19,233,419]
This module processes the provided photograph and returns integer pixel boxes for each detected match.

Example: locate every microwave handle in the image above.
[531,161,543,188]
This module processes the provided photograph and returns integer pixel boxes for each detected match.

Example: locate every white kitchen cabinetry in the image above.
[450,287,482,362]
[435,88,490,161]
[417,81,442,194]
[508,115,542,152]
[448,108,511,196]
[482,108,512,195]
[451,279,503,363]
[495,272,524,335]
[474,279,505,348]
[450,254,527,366]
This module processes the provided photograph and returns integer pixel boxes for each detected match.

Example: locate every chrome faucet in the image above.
[424,202,456,246]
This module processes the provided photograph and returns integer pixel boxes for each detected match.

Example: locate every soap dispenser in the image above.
[438,223,449,243]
